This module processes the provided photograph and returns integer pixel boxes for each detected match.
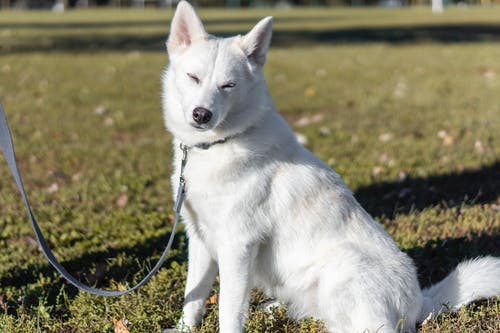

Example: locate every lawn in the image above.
[0,5,499,333]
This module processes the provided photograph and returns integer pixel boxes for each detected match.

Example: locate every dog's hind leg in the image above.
[316,251,420,333]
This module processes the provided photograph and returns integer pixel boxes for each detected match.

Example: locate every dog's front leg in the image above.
[180,234,218,330]
[217,242,256,333]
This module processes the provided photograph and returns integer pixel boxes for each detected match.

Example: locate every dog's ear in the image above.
[167,1,207,56]
[239,16,273,66]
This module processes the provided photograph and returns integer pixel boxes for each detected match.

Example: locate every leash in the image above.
[0,102,188,297]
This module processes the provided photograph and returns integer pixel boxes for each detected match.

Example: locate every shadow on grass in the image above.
[0,16,334,30]
[406,233,500,288]
[271,24,500,45]
[355,160,500,218]
[0,229,188,305]
[3,23,500,54]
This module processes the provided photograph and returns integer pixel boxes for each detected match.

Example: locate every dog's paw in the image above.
[259,299,284,313]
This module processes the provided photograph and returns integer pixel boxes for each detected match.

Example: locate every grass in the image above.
[0,5,499,332]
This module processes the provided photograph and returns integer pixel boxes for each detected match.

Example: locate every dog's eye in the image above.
[220,82,236,90]
[187,73,200,84]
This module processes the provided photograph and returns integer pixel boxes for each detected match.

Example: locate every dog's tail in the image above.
[418,256,500,322]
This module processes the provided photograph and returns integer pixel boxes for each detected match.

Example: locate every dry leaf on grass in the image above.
[0,295,7,314]
[378,132,393,142]
[294,112,324,127]
[372,166,385,177]
[46,183,59,194]
[116,194,129,207]
[319,126,331,136]
[304,87,316,97]
[94,105,108,115]
[437,130,454,147]
[442,135,454,147]
[113,318,131,333]
[104,117,115,127]
[474,140,485,153]
[206,294,218,305]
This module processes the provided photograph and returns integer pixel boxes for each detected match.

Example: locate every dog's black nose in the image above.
[192,107,212,125]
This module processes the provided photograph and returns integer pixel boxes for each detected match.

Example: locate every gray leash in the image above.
[0,102,187,297]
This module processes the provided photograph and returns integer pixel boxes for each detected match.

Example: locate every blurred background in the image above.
[1,0,500,10]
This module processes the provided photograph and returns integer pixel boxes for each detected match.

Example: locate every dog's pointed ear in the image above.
[167,1,207,56]
[239,16,273,66]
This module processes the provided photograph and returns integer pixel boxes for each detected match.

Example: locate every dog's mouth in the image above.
[189,122,210,131]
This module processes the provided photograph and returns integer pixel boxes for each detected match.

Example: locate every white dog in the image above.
[161,2,500,332]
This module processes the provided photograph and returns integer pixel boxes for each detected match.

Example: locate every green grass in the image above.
[0,5,499,332]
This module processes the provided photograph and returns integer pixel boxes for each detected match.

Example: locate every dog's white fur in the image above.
[162,2,500,332]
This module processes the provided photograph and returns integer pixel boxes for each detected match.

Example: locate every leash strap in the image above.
[0,103,186,297]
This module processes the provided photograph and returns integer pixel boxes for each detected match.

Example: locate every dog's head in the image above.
[162,1,273,145]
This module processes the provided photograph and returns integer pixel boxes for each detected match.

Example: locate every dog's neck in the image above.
[183,115,262,151]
